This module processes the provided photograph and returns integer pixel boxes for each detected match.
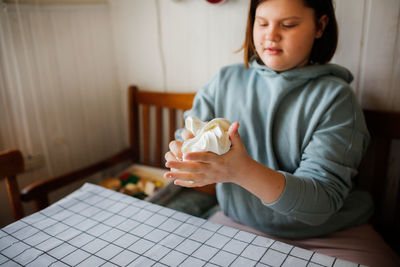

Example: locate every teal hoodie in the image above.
[180,60,373,239]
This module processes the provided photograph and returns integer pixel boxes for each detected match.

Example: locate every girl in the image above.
[165,0,399,265]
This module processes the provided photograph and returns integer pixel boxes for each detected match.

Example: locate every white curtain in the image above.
[0,0,125,225]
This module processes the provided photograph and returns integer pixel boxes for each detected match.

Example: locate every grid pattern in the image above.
[0,183,364,267]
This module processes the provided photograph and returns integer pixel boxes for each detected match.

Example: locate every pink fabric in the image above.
[209,211,400,267]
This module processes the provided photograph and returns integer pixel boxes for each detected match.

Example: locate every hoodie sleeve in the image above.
[264,85,370,226]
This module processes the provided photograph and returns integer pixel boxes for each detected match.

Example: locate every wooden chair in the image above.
[0,149,25,220]
[356,109,400,251]
[16,86,196,213]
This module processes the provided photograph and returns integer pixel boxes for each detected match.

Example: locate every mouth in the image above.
[265,47,283,55]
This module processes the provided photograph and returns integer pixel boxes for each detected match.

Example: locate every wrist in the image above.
[231,159,286,204]
[229,154,255,184]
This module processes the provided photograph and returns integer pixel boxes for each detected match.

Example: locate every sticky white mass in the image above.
[181,116,232,157]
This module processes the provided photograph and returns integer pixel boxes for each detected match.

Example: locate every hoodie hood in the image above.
[250,59,353,84]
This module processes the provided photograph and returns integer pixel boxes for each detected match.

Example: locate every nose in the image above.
[265,25,281,43]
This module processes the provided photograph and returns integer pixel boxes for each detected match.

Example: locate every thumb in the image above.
[228,122,241,146]
[182,129,195,141]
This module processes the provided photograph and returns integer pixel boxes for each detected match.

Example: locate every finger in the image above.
[182,129,195,141]
[164,152,184,173]
[165,160,206,172]
[164,171,204,181]
[174,179,208,188]
[228,122,241,146]
[183,151,217,163]
[164,151,177,163]
[168,140,183,160]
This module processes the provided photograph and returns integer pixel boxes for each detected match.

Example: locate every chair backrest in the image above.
[128,86,195,168]
[357,109,400,249]
[0,149,25,220]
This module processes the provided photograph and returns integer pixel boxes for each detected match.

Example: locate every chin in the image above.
[266,64,290,72]
[262,59,288,72]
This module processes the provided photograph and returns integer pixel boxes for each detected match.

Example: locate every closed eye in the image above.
[282,24,297,29]
[257,21,268,27]
[255,17,268,27]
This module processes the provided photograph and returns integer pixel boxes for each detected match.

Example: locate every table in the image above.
[0,183,363,267]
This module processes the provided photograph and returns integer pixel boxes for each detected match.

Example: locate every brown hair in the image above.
[242,0,338,68]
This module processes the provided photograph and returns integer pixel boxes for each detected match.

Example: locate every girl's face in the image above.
[253,0,326,71]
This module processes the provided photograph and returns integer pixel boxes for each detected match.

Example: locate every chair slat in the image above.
[169,108,176,143]
[142,104,150,165]
[128,86,139,162]
[155,106,162,168]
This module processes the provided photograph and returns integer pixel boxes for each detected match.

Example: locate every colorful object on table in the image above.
[118,174,164,198]
[100,168,165,200]
[119,178,160,197]
[154,180,163,187]
[99,177,121,191]
[119,172,139,186]
[144,181,156,195]
[119,183,141,195]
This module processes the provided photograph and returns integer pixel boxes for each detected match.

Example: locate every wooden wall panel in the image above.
[390,12,400,111]
[332,0,366,95]
[358,0,400,111]
[0,4,124,227]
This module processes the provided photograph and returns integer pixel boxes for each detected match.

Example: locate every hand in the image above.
[164,122,252,187]
[164,129,194,166]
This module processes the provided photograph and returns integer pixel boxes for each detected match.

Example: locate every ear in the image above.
[315,14,329,39]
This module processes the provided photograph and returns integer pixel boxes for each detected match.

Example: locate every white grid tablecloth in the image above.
[0,183,363,267]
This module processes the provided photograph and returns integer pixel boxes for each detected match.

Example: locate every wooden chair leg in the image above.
[5,176,24,220]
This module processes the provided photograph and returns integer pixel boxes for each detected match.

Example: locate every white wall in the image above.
[110,0,400,111]
[109,0,248,94]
